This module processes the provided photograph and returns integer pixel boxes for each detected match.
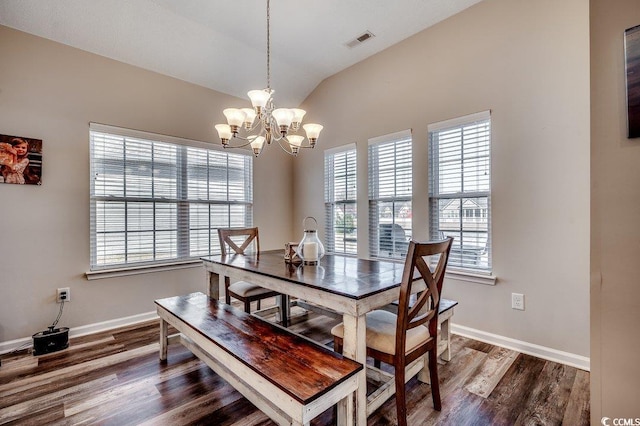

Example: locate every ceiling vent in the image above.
[346,31,375,48]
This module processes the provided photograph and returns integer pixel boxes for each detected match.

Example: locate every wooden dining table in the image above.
[201,250,424,426]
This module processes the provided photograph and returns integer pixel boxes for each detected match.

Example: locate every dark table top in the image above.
[201,250,406,300]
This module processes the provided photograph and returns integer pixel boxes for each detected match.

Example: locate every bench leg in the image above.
[159,317,168,361]
[337,391,355,426]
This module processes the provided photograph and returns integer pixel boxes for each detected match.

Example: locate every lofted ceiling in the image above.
[0,0,482,106]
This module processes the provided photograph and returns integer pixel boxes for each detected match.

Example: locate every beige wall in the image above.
[295,0,590,357]
[590,0,640,421]
[0,26,293,343]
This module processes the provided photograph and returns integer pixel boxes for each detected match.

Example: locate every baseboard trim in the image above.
[0,311,158,355]
[451,324,590,371]
[2,313,590,372]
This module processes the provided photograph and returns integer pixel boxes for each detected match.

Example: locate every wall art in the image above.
[625,24,640,138]
[0,133,42,185]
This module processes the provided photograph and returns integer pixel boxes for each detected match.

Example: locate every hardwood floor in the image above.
[0,310,589,425]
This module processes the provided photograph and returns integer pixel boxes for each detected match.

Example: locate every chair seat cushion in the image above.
[228,281,275,298]
[330,309,432,355]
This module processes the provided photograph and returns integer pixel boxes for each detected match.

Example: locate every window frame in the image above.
[367,129,413,260]
[324,144,357,255]
[428,111,492,274]
[88,123,253,276]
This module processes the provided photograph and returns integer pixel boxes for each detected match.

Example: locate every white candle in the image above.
[304,242,318,260]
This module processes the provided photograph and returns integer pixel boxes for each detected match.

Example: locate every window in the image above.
[368,130,412,259]
[428,111,491,271]
[89,123,253,270]
[324,144,357,255]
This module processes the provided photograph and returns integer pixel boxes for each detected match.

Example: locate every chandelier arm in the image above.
[224,138,255,149]
[271,133,314,147]
[244,120,264,133]
[270,132,285,142]
[275,137,296,156]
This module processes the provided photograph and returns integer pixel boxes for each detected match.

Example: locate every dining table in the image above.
[201,249,427,426]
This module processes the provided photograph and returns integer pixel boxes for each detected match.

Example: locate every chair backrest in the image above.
[217,227,260,256]
[395,237,453,357]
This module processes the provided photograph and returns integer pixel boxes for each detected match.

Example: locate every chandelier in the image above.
[214,0,323,157]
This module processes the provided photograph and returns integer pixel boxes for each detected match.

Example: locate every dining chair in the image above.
[331,237,453,426]
[217,227,287,326]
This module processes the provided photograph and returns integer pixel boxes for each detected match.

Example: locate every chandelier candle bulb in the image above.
[303,123,324,147]
[290,108,307,130]
[223,108,247,134]
[215,124,232,145]
[241,108,257,128]
[248,89,271,109]
[250,136,266,157]
[272,108,294,135]
[287,135,304,156]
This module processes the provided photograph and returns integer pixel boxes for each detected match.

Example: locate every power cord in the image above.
[1,341,31,358]
[49,299,65,332]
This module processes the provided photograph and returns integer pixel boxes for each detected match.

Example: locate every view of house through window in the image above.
[89,124,253,270]
[324,144,357,254]
[368,130,413,259]
[428,111,491,271]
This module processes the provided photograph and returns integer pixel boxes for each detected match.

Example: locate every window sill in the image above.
[86,260,203,280]
[445,268,497,285]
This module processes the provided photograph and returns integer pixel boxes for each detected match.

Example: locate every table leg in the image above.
[339,314,367,426]
[159,317,168,361]
[440,315,452,362]
[207,270,221,300]
[279,294,290,327]
[417,354,430,384]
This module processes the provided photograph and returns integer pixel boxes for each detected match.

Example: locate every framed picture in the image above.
[625,24,640,138]
[0,133,42,185]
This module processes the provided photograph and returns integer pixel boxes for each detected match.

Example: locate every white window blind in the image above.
[428,111,491,272]
[324,144,357,255]
[368,130,412,259]
[89,124,253,270]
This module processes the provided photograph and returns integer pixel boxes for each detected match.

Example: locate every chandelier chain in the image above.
[266,0,271,91]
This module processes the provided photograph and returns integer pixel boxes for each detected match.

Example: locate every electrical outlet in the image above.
[57,287,71,303]
[512,293,524,310]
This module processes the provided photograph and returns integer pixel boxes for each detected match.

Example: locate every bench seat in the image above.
[155,292,363,426]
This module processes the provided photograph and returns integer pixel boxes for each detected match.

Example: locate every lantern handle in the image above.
[302,216,318,231]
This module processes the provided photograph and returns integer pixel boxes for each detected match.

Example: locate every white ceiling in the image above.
[0,0,482,106]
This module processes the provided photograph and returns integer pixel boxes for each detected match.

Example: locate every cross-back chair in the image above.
[331,237,453,426]
[218,227,287,326]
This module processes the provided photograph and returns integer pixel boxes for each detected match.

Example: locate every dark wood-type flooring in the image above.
[0,307,590,425]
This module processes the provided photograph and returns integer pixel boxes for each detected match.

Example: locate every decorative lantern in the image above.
[296,216,325,265]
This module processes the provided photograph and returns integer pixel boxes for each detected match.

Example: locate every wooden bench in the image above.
[155,292,363,426]
[382,298,458,361]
